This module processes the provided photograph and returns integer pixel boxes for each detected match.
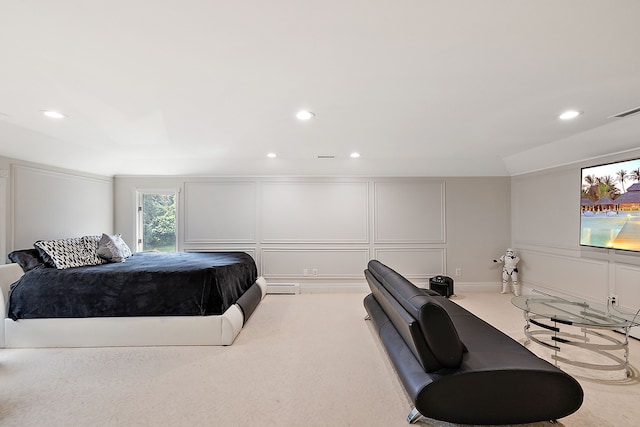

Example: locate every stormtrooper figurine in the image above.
[493,248,521,296]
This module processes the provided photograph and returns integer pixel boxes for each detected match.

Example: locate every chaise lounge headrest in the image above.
[417,299,464,369]
[367,260,464,370]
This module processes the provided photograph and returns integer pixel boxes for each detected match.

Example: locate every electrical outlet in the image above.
[609,295,618,305]
[312,268,318,276]
[303,269,308,277]
[455,268,461,276]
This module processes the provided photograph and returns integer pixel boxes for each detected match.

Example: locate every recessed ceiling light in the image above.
[267,152,277,158]
[42,110,67,119]
[350,152,361,158]
[296,110,315,120]
[559,110,582,120]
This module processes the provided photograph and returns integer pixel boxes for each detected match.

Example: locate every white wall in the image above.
[1,156,511,293]
[115,176,511,292]
[511,149,640,312]
[0,156,114,259]
[5,147,640,303]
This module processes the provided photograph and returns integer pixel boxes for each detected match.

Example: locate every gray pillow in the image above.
[97,233,131,263]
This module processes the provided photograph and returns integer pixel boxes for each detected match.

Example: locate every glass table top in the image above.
[512,293,640,328]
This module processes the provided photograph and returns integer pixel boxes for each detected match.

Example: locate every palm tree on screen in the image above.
[616,169,628,192]
[598,175,620,199]
[582,174,598,200]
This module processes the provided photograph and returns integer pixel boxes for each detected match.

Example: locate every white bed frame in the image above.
[0,263,267,348]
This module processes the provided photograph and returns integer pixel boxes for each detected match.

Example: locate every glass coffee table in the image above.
[512,292,640,376]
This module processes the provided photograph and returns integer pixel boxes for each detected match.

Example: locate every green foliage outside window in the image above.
[142,194,176,252]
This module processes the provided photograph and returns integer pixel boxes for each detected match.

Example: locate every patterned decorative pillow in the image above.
[82,235,108,266]
[97,233,131,263]
[33,242,54,267]
[34,238,93,269]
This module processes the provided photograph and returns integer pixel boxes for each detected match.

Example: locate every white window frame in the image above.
[136,189,180,252]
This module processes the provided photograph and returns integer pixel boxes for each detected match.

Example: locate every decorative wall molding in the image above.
[114,176,517,289]
[518,248,608,302]
[373,181,445,243]
[183,181,257,244]
[260,181,369,244]
[184,247,257,260]
[373,248,446,279]
[261,248,370,278]
[613,264,640,312]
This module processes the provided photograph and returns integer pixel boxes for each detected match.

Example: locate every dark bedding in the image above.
[7,252,258,320]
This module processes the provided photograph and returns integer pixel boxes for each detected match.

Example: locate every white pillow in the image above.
[117,235,133,258]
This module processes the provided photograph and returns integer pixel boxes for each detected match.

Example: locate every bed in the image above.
[0,247,267,348]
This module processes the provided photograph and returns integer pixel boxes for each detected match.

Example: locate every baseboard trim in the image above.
[265,280,504,294]
[301,283,369,294]
[454,282,503,293]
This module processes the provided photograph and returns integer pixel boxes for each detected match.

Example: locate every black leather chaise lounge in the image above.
[363,260,583,425]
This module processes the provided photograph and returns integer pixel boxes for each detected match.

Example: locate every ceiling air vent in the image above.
[317,155,335,159]
[610,106,640,118]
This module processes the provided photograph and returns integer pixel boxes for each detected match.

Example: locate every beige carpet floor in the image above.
[0,291,638,426]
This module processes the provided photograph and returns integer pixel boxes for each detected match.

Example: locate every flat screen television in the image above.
[580,158,640,251]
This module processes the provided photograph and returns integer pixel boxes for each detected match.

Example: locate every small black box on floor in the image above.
[429,275,454,298]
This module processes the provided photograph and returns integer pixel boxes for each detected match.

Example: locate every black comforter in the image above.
[7,252,258,320]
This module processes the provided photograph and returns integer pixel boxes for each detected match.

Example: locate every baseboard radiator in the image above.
[266,283,300,295]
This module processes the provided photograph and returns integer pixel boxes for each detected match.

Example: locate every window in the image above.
[137,191,177,252]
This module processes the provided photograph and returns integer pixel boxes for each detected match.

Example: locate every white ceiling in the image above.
[1,0,640,177]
